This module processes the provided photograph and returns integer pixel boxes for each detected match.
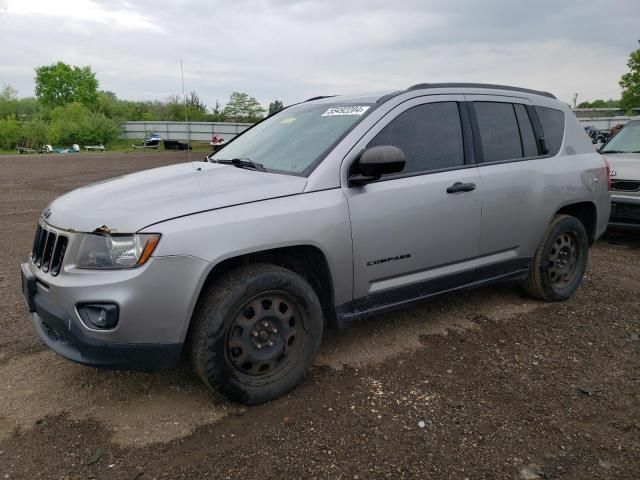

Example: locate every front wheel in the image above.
[522,214,589,301]
[190,264,323,404]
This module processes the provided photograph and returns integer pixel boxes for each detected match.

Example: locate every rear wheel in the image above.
[522,214,589,301]
[190,264,323,404]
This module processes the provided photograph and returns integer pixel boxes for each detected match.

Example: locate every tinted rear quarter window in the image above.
[474,102,523,162]
[535,106,565,156]
[368,102,464,174]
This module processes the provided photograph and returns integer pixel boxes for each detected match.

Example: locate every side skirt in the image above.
[334,258,531,329]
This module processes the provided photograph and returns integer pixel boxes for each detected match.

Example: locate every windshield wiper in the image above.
[214,158,267,172]
[600,150,640,154]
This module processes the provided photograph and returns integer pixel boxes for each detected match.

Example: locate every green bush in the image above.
[21,119,48,146]
[45,103,120,146]
[77,113,121,145]
[0,116,21,149]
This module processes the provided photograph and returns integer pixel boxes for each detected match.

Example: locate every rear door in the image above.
[465,95,564,269]
[342,96,483,303]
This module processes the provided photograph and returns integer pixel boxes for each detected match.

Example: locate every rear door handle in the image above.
[446,182,476,194]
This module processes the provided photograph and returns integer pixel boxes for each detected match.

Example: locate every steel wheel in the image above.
[548,231,579,288]
[225,290,304,377]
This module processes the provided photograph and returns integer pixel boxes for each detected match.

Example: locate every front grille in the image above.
[31,224,68,276]
[611,179,640,192]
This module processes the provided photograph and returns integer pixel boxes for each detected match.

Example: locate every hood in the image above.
[46,162,308,232]
[603,152,640,180]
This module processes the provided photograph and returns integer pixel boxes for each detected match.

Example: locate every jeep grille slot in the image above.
[40,231,56,272]
[50,236,68,276]
[31,225,68,275]
[33,226,48,267]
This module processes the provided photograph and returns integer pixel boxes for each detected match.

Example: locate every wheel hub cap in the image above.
[226,292,303,376]
[548,232,579,288]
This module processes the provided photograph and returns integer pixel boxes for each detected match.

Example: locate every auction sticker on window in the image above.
[322,106,370,116]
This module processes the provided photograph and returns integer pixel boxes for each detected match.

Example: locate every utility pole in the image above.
[181,60,191,161]
[572,93,579,111]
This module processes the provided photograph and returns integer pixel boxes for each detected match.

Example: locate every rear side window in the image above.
[474,102,523,162]
[535,106,565,156]
[514,104,539,157]
[368,102,464,174]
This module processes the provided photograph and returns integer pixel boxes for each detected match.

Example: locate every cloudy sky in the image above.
[0,0,638,108]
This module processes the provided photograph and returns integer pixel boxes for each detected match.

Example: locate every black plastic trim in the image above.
[526,105,548,155]
[407,83,556,99]
[459,101,476,165]
[304,95,337,102]
[334,257,531,328]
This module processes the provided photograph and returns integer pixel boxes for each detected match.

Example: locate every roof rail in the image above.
[376,91,404,104]
[304,95,337,102]
[407,83,556,99]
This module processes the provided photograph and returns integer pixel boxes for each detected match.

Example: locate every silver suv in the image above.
[21,83,611,404]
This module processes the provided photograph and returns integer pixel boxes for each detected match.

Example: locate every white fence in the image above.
[121,115,637,144]
[120,121,253,142]
[576,116,635,131]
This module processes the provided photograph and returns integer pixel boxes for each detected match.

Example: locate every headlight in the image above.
[76,233,161,269]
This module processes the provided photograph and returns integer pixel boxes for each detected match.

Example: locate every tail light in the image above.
[602,156,611,191]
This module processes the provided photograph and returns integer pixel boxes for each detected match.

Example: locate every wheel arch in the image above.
[184,245,337,349]
[555,201,598,245]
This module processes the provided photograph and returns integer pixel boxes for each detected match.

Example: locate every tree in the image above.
[620,40,640,113]
[0,84,18,119]
[268,100,284,115]
[35,61,99,108]
[577,99,620,109]
[0,84,18,101]
[222,92,265,123]
[187,91,207,113]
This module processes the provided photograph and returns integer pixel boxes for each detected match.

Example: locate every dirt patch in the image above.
[317,283,542,369]
[0,352,234,447]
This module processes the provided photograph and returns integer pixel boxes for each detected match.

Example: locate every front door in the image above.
[343,97,483,303]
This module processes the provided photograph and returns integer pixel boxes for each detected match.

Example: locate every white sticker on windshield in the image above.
[322,106,370,116]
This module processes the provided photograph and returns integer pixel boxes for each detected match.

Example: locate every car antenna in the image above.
[180,60,191,162]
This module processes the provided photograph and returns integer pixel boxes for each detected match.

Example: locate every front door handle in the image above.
[446,182,476,194]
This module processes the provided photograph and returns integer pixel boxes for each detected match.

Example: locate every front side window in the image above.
[367,102,465,175]
[474,102,523,162]
[210,103,373,175]
[601,121,640,154]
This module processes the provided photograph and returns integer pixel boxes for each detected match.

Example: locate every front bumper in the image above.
[21,253,210,370]
[32,295,182,370]
[609,195,640,229]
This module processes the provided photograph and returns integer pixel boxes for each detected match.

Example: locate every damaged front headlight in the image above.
[76,233,161,269]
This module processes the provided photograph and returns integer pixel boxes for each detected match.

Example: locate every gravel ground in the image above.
[0,152,638,479]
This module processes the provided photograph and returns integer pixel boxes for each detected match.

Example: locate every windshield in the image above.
[209,103,374,174]
[601,121,640,153]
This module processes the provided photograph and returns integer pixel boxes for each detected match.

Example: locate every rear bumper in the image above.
[31,292,182,371]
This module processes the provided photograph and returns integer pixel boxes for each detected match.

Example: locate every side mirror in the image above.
[349,145,405,186]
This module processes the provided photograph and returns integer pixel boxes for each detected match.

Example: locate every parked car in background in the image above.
[22,83,610,404]
[600,118,640,228]
[585,125,610,144]
[210,134,226,152]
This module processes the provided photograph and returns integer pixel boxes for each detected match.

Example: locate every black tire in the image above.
[522,214,589,301]
[190,263,323,404]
